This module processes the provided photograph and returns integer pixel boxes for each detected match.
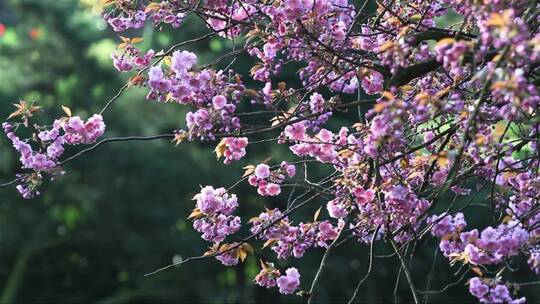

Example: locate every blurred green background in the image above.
[0,1,538,303]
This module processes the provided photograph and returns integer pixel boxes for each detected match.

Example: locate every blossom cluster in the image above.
[292,93,334,132]
[147,50,245,140]
[254,260,281,288]
[103,2,184,32]
[435,39,471,76]
[432,217,530,266]
[285,124,346,163]
[249,208,340,259]
[254,264,302,295]
[247,162,296,196]
[254,263,301,295]
[276,267,301,295]
[191,186,241,246]
[3,114,105,198]
[469,277,525,304]
[352,184,430,243]
[220,137,248,164]
[112,47,154,73]
[427,212,467,238]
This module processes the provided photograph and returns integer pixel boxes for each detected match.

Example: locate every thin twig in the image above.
[348,225,380,304]
[391,239,419,304]
[0,177,21,188]
[59,134,175,165]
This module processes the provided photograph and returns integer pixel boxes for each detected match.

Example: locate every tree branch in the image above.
[307,219,349,304]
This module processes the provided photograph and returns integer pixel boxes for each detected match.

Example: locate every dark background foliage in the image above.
[0,1,538,303]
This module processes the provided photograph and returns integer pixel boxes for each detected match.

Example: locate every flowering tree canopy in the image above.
[2,0,540,302]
